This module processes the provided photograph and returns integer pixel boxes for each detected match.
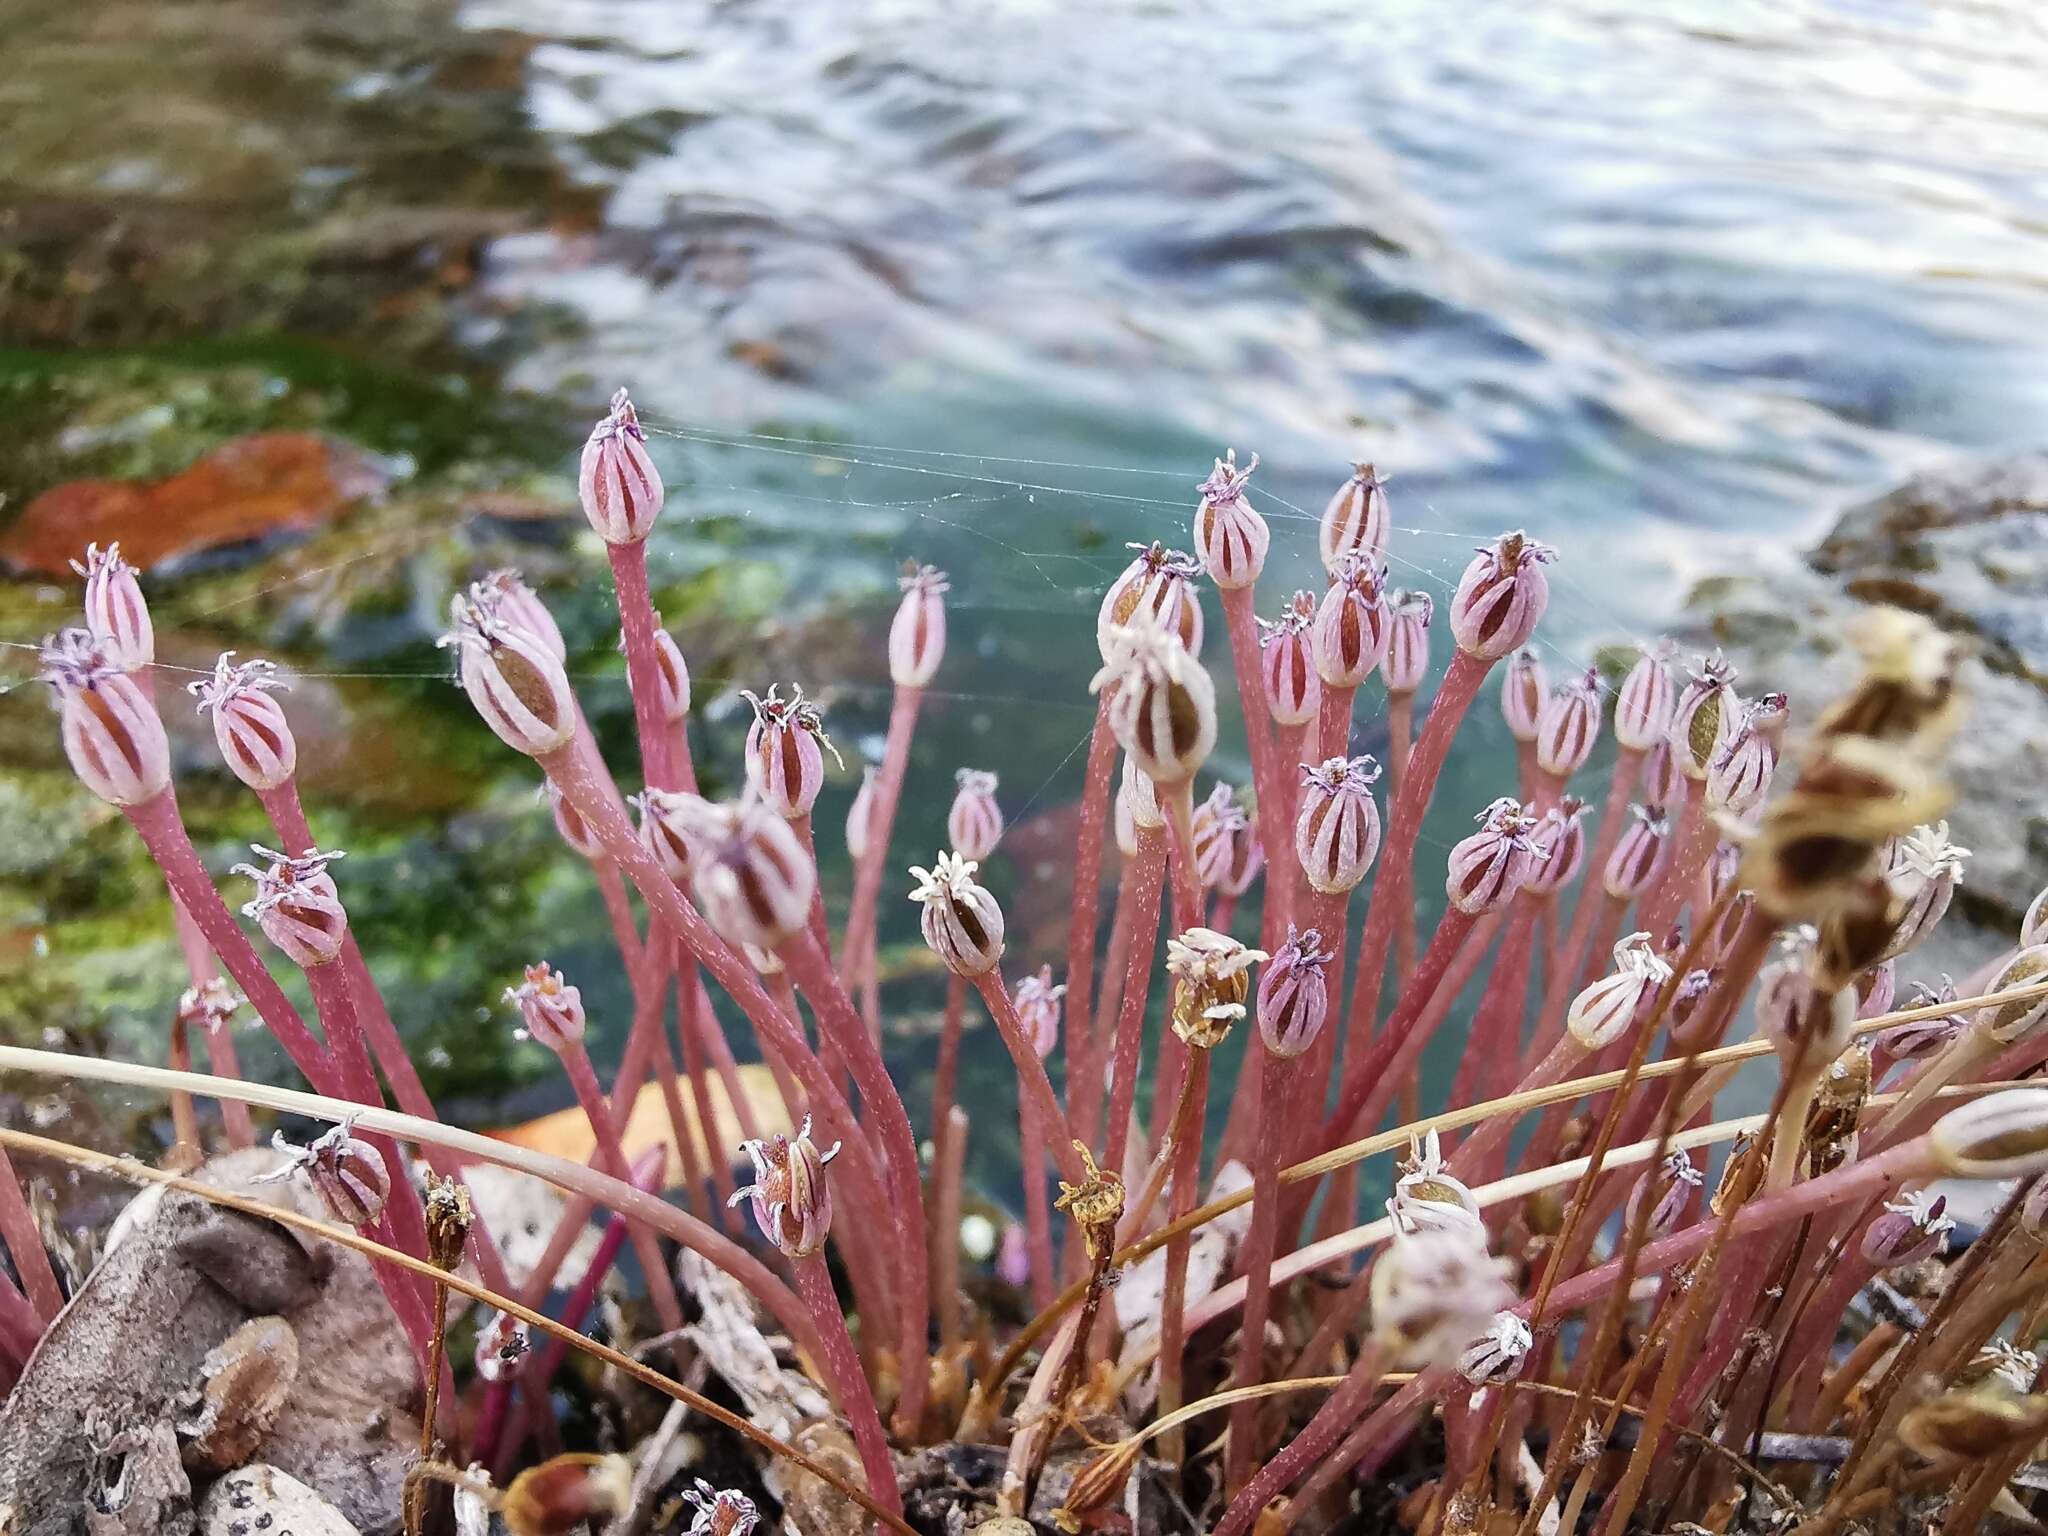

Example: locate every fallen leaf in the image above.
[485,1066,789,1190]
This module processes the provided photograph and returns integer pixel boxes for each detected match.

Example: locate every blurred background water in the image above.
[3,0,2046,1196]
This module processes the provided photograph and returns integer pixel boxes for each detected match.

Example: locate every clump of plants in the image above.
[7,396,2048,1535]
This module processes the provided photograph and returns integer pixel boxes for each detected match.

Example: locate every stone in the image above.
[198,1464,361,1536]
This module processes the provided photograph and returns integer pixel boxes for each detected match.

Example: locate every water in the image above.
[5,0,2047,1192]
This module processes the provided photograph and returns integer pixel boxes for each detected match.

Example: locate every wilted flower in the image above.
[1445,797,1546,915]
[472,568,567,662]
[682,1481,760,1536]
[1875,976,1963,1061]
[1013,965,1065,1060]
[1457,1311,1533,1386]
[730,1115,840,1258]
[475,1309,532,1382]
[909,851,1006,976]
[441,595,577,757]
[742,685,838,819]
[1929,1088,2048,1178]
[1447,531,1555,661]
[1055,1141,1127,1262]
[505,962,588,1052]
[1861,1190,1954,1270]
[234,844,349,969]
[40,628,171,807]
[1190,782,1250,890]
[889,562,949,688]
[73,542,153,671]
[1257,594,1320,727]
[1257,926,1333,1059]
[1669,653,1740,781]
[1295,755,1383,895]
[1165,927,1266,1048]
[1971,1340,2040,1395]
[1314,552,1391,688]
[1812,607,1963,747]
[1524,798,1588,897]
[578,388,664,544]
[1381,588,1434,695]
[1705,697,1779,819]
[256,1118,390,1227]
[1192,448,1268,589]
[1568,931,1672,1049]
[1626,1149,1704,1238]
[677,796,817,950]
[1804,1039,1872,1175]
[1369,1223,1515,1367]
[1098,541,1204,661]
[1614,644,1676,753]
[1091,613,1218,785]
[1604,804,1671,901]
[1389,1129,1484,1237]
[1500,649,1548,743]
[189,653,296,792]
[1880,821,1970,960]
[1319,462,1390,573]
[1754,944,1856,1068]
[1216,810,1265,899]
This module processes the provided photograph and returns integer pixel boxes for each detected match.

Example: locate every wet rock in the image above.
[198,1464,361,1536]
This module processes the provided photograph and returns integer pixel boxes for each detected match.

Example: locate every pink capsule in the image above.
[1705,700,1778,818]
[1536,666,1602,780]
[259,1119,390,1227]
[1257,925,1333,1059]
[908,851,1006,976]
[1191,449,1269,590]
[1448,532,1556,662]
[1314,553,1392,689]
[578,388,664,544]
[189,653,297,791]
[1190,782,1250,891]
[234,844,349,969]
[743,685,836,819]
[1613,645,1676,753]
[506,961,588,1052]
[545,780,606,861]
[948,768,1004,861]
[1294,755,1384,895]
[474,569,567,662]
[1524,797,1588,896]
[650,626,691,722]
[1665,967,1718,1044]
[731,1115,839,1258]
[1876,977,1961,1062]
[1446,797,1546,915]
[1604,804,1671,901]
[889,562,949,688]
[1090,615,1218,785]
[1013,965,1065,1060]
[634,789,697,881]
[1754,949,1855,1066]
[1097,543,1204,662]
[1929,1088,2048,1179]
[1880,822,1969,961]
[40,629,171,807]
[442,597,577,757]
[73,543,153,671]
[1862,1191,1953,1270]
[1381,589,1434,696]
[1668,653,1740,781]
[1640,740,1683,808]
[1257,594,1320,727]
[1626,1149,1704,1238]
[1320,463,1391,574]
[1217,813,1266,900]
[1499,649,1549,744]
[676,796,817,950]
[475,1309,532,1383]
[1568,931,1671,1048]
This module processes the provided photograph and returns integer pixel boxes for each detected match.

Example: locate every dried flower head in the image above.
[1314,552,1391,688]
[1669,653,1740,781]
[1055,1141,1126,1262]
[1861,1190,1954,1270]
[233,844,349,969]
[1098,541,1204,661]
[1536,666,1601,779]
[1390,1129,1484,1237]
[1257,594,1320,727]
[471,568,567,662]
[441,595,578,757]
[189,653,297,791]
[1981,944,2048,1044]
[1188,781,1248,890]
[1813,606,1963,747]
[505,961,587,1052]
[1370,1223,1515,1367]
[1929,1088,2048,1179]
[1804,1039,1872,1175]
[889,561,949,688]
[1090,613,1218,785]
[40,628,171,806]
[1875,976,1963,1061]
[1568,931,1672,1049]
[1457,1311,1533,1386]
[255,1117,390,1227]
[682,1480,760,1536]
[1524,797,1588,896]
[578,388,664,544]
[730,1115,840,1258]
[941,766,1005,862]
[1257,925,1334,1059]
[1614,643,1676,753]
[1165,927,1267,1048]
[1627,1149,1704,1238]
[1448,531,1556,661]
[742,684,840,819]
[1320,462,1390,573]
[1295,754,1384,895]
[1445,797,1546,915]
[1013,965,1065,1060]
[1899,1386,2048,1466]
[1192,448,1268,589]
[676,795,818,950]
[73,542,154,671]
[1603,803,1671,900]
[909,850,1006,976]
[1381,588,1434,695]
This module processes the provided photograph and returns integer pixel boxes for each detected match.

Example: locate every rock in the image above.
[199,1464,361,1536]
[177,1317,301,1474]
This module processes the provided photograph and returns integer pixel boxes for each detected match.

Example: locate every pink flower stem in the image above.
[1521,891,1624,1079]
[1324,904,1483,1143]
[1225,1045,1293,1499]
[606,541,675,792]
[669,945,735,1227]
[1160,778,1206,935]
[689,969,763,1145]
[1560,746,1641,952]
[1019,1088,1056,1311]
[1221,584,1295,931]
[1449,895,1539,1110]
[842,686,924,1036]
[974,974,1088,1188]
[779,928,930,1435]
[1284,1370,1436,1522]
[1637,778,1710,939]
[1214,1336,1388,1536]
[931,975,968,1158]
[0,1269,40,1362]
[1064,695,1118,1133]
[1336,649,1495,1107]
[1386,691,1418,986]
[168,896,255,1147]
[1154,1046,1211,1465]
[793,1251,904,1522]
[1103,826,1167,1176]
[934,1105,969,1351]
[0,1147,61,1323]
[1316,679,1358,765]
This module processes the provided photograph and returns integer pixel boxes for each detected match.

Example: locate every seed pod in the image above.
[475,1309,532,1382]
[1981,944,2048,1044]
[742,685,837,819]
[40,629,172,806]
[1626,1149,1704,1238]
[1217,810,1265,899]
[648,624,691,723]
[441,597,577,757]
[1192,449,1268,589]
[1165,927,1266,1049]
[1057,1441,1141,1528]
[1804,1040,1872,1176]
[731,1115,839,1258]
[1499,649,1548,744]
[1257,925,1333,1059]
[1295,755,1383,895]
[1568,931,1671,1049]
[1898,1388,2048,1467]
[473,569,567,662]
[845,766,878,863]
[1665,967,1718,1045]
[72,542,154,671]
[234,845,349,969]
[1381,588,1434,695]
[1447,531,1556,662]
[1705,699,1778,818]
[945,767,1004,861]
[1754,948,1856,1068]
[1091,613,1218,785]
[1861,1190,1953,1270]
[909,851,1006,976]
[1929,1088,2048,1178]
[1369,1224,1515,1368]
[1536,666,1602,780]
[505,961,587,1052]
[1320,463,1391,573]
[1457,1311,1533,1386]
[1603,803,1671,902]
[1098,542,1203,661]
[1189,782,1249,891]
[1614,644,1676,752]
[1812,606,1963,747]
[2024,883,2047,948]
[577,389,664,544]
[1012,966,1065,1059]
[1640,739,1683,809]
[1389,1130,1484,1237]
[257,1118,390,1227]
[1313,553,1391,688]
[1669,653,1739,781]
[679,797,817,950]
[188,653,297,791]
[1257,594,1320,727]
[1876,976,1962,1062]
[635,789,700,882]
[544,779,606,862]
[1445,797,1546,915]
[681,1480,760,1536]
[503,1453,635,1536]
[1879,821,1969,960]
[889,562,949,688]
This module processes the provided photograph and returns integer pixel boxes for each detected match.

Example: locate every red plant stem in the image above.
[1316,678,1358,765]
[1064,697,1117,1127]
[934,1105,968,1351]
[0,1269,40,1363]
[1449,896,1538,1110]
[1285,1371,1436,1522]
[1325,904,1482,1142]
[1560,746,1641,950]
[931,975,968,1155]
[670,952,734,1226]
[607,541,674,792]
[779,929,930,1433]
[1103,827,1167,1176]
[689,970,763,1145]
[1522,890,1625,1079]
[0,1147,61,1323]
[1018,1088,1056,1312]
[594,858,647,979]
[1159,778,1205,935]
[166,1008,203,1160]
[793,1252,904,1520]
[169,896,255,1147]
[1336,650,1494,1104]
[974,974,1088,1188]
[1449,1031,1586,1182]
[1221,585,1294,930]
[1214,1336,1387,1536]
[1154,1047,1211,1464]
[757,972,810,1123]
[1225,1046,1291,1499]
[842,686,924,1032]
[1637,778,1709,939]
[558,1041,689,1335]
